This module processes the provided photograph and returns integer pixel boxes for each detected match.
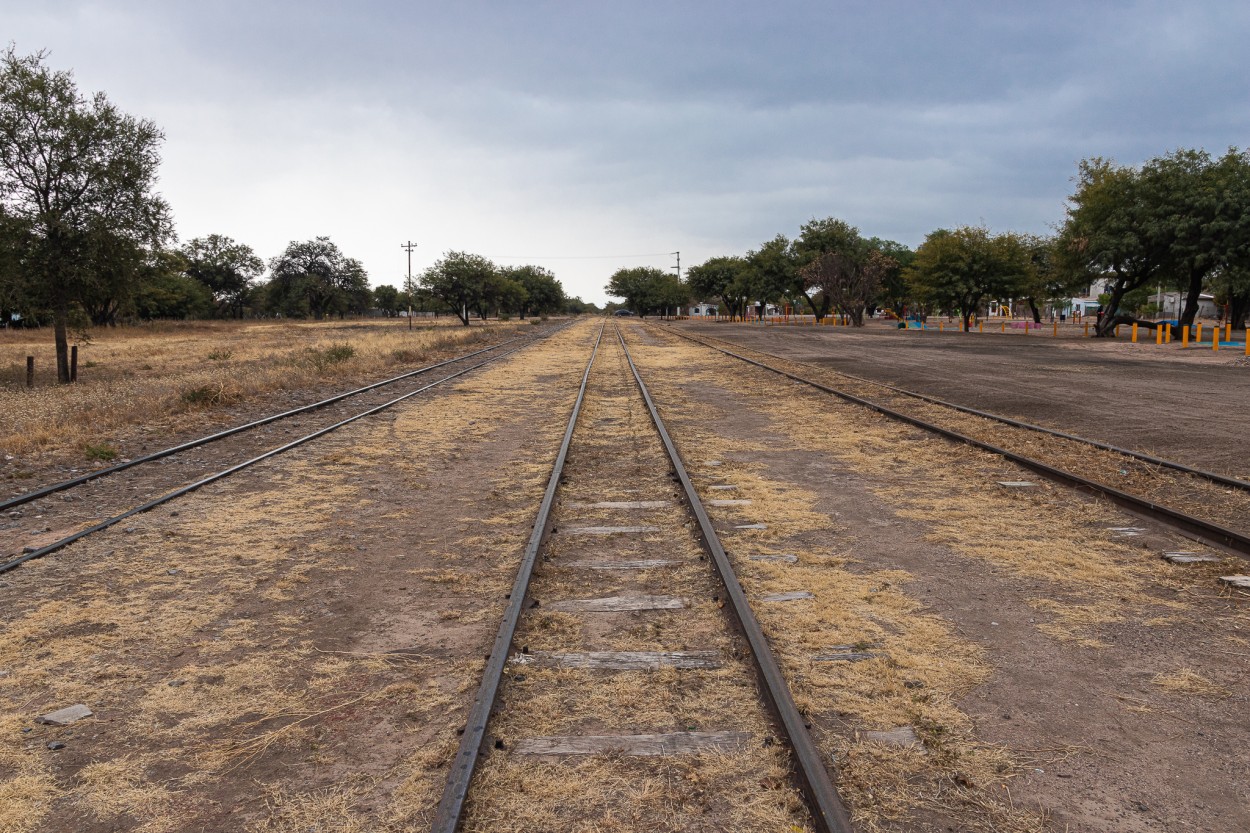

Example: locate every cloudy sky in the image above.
[6,1,1249,304]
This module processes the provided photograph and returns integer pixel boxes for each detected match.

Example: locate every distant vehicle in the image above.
[613,309,636,316]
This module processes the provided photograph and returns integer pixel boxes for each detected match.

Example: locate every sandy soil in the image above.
[674,321,1250,479]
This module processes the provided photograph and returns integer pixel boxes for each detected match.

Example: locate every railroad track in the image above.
[654,323,1250,560]
[0,323,568,574]
[434,321,852,832]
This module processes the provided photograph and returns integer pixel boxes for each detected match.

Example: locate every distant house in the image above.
[685,302,719,316]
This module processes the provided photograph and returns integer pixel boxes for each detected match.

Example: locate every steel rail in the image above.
[615,324,854,833]
[660,324,1250,493]
[658,325,1250,559]
[0,332,557,576]
[431,321,605,833]
[0,334,536,514]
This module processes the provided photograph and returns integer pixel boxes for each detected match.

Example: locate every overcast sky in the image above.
[6,1,1249,304]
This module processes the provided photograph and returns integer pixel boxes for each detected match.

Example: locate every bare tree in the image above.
[800,249,895,326]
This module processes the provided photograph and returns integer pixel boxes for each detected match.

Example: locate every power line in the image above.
[485,252,677,260]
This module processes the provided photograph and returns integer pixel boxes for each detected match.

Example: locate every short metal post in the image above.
[26,356,34,388]
[70,346,78,382]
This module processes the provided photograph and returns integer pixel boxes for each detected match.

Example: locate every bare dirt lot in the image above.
[674,321,1250,479]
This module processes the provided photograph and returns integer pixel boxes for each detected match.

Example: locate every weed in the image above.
[206,349,233,362]
[179,383,239,409]
[83,442,118,462]
[84,360,98,369]
[303,342,355,373]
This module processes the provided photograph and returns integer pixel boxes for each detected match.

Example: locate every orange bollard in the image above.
[1196,322,1203,342]
[1213,326,1219,351]
[1084,322,1089,337]
[1165,323,1172,343]
[979,321,984,333]
[1132,323,1139,343]
[1227,323,1233,342]
[1053,320,1058,337]
[1001,322,1005,333]
[1182,325,1189,348]
[939,321,944,332]
[1155,324,1163,345]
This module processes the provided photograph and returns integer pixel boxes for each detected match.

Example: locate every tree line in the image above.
[617,149,1250,337]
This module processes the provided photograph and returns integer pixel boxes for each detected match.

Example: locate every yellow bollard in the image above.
[1196,322,1203,342]
[1165,323,1172,343]
[1227,322,1233,342]
[1115,325,1120,337]
[1155,324,1163,345]
[1182,325,1189,348]
[1213,326,1219,351]
[1132,323,1138,343]
[979,321,984,333]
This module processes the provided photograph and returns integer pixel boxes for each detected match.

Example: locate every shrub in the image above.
[83,442,117,462]
[303,342,355,372]
[206,349,233,361]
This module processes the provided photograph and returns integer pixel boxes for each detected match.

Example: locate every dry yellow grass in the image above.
[1151,668,1231,698]
[0,321,600,831]
[0,317,531,460]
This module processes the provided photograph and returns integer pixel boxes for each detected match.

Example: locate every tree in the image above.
[181,234,264,318]
[420,251,496,325]
[906,227,1031,330]
[865,237,915,317]
[687,256,751,319]
[801,249,896,326]
[132,249,212,319]
[604,266,687,317]
[1057,158,1178,336]
[373,284,401,316]
[266,237,369,319]
[744,235,798,316]
[502,265,564,318]
[0,47,173,380]
[794,218,870,320]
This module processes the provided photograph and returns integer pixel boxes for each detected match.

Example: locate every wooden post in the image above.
[26,356,34,388]
[70,345,78,382]
[1053,320,1058,337]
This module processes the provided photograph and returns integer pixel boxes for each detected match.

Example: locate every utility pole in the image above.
[671,251,681,319]
[402,240,418,330]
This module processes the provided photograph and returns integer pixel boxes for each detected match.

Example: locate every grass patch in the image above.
[82,441,118,462]
[206,348,233,361]
[303,342,355,373]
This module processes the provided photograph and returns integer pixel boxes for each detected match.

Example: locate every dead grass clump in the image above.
[1151,668,1231,698]
[76,757,177,832]
[0,773,58,833]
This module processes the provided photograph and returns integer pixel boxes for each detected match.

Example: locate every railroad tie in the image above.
[759,591,814,603]
[561,525,662,535]
[562,558,677,570]
[513,731,751,757]
[566,500,671,509]
[510,650,722,670]
[749,553,798,563]
[547,594,688,612]
[708,499,753,507]
[1162,551,1221,564]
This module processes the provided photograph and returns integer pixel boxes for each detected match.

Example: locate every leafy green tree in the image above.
[687,256,752,319]
[266,237,369,319]
[743,235,797,315]
[1057,158,1182,335]
[132,249,213,319]
[181,234,264,318]
[605,266,687,317]
[794,218,870,320]
[864,237,915,317]
[801,249,897,326]
[502,265,564,317]
[906,227,1032,329]
[420,251,497,325]
[373,284,401,316]
[0,47,173,380]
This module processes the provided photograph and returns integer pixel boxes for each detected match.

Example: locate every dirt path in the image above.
[676,322,1250,479]
[626,322,1250,832]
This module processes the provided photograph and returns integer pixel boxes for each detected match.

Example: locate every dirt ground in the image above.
[1,317,1247,832]
[674,321,1250,479]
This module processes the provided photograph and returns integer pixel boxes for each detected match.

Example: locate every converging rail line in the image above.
[434,320,853,832]
[0,325,568,574]
[656,323,1250,560]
